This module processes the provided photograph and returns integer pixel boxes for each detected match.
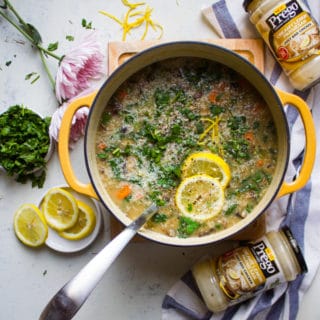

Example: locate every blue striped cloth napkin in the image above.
[162,1,320,319]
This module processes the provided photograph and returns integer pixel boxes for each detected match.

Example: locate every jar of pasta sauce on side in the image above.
[243,0,320,91]
[192,226,308,313]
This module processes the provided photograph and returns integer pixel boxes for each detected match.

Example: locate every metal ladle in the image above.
[39,203,158,320]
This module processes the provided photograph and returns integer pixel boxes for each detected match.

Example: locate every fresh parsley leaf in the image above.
[149,191,166,206]
[237,170,272,195]
[25,72,37,80]
[66,35,74,41]
[101,111,112,125]
[225,203,237,216]
[151,213,168,223]
[210,104,224,116]
[154,88,170,107]
[187,203,193,212]
[81,18,93,29]
[47,42,58,51]
[178,216,201,238]
[25,72,40,83]
[223,138,250,161]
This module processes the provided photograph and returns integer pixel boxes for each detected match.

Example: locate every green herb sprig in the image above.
[177,216,201,238]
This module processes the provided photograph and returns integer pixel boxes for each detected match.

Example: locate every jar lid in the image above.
[243,0,254,11]
[282,226,308,273]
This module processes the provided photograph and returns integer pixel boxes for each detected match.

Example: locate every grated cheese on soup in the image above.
[95,57,278,238]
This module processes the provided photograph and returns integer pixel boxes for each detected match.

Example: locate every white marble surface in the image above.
[0,1,319,319]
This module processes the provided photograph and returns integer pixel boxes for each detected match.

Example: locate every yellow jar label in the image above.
[216,238,284,302]
[273,4,287,15]
[257,0,320,74]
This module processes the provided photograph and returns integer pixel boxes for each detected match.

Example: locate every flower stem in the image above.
[39,47,62,61]
[4,0,27,26]
[0,9,34,43]
[39,50,56,89]
[0,4,61,61]
[0,1,59,91]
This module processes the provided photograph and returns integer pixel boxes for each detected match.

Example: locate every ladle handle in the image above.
[39,204,158,320]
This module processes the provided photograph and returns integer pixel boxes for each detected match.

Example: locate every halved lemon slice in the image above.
[42,187,79,231]
[13,204,48,247]
[182,152,231,188]
[59,200,96,240]
[175,174,224,221]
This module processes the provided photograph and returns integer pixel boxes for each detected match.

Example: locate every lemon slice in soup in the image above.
[182,152,231,188]
[175,174,224,221]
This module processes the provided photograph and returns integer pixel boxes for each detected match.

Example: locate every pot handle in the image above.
[58,92,99,199]
[276,88,316,198]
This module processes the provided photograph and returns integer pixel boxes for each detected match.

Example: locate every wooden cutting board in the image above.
[108,39,264,74]
[107,39,266,241]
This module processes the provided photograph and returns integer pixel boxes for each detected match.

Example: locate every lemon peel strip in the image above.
[198,117,220,145]
[141,6,163,40]
[99,10,123,25]
[122,0,146,9]
[99,1,163,41]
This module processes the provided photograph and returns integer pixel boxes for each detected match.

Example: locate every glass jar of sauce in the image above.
[192,226,307,313]
[243,0,320,91]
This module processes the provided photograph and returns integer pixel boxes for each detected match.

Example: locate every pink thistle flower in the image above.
[49,89,93,148]
[55,31,104,103]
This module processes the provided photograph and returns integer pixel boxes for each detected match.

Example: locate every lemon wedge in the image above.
[58,200,96,241]
[42,187,79,231]
[181,152,231,188]
[175,174,224,221]
[13,204,48,247]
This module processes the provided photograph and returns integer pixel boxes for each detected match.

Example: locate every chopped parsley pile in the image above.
[0,105,51,187]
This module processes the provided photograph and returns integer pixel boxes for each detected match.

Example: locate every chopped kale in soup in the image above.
[95,57,278,238]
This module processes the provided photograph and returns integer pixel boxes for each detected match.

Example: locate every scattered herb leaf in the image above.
[25,72,40,83]
[66,35,74,41]
[151,213,168,223]
[178,216,201,238]
[225,203,237,216]
[149,191,166,206]
[210,104,224,116]
[237,170,272,195]
[81,18,93,29]
[47,42,58,51]
[30,74,40,84]
[25,72,37,80]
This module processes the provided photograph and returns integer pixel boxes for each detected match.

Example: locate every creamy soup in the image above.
[95,57,278,238]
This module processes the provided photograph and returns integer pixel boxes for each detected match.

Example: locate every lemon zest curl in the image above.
[99,0,163,41]
[198,117,221,145]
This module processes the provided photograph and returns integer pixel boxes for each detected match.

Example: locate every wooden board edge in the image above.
[108,39,264,74]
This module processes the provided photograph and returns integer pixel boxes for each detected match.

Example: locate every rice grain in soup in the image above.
[95,57,278,238]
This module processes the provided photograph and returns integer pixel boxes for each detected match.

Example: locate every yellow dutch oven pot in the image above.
[58,41,316,246]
